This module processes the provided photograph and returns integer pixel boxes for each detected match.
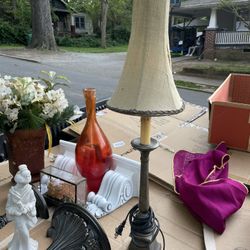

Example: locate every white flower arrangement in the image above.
[0,71,73,133]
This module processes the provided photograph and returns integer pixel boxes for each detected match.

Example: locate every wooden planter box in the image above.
[208,73,250,152]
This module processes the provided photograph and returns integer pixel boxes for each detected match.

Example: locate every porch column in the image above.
[207,8,218,29]
[71,15,76,37]
[71,15,75,26]
[204,8,218,59]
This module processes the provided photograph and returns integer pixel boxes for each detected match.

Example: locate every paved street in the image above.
[0,53,125,107]
[0,53,210,108]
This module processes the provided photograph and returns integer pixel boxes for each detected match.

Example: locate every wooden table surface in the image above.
[1,147,250,249]
[0,149,204,250]
[1,103,250,249]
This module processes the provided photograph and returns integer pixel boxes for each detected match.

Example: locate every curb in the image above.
[0,53,40,64]
[176,85,215,94]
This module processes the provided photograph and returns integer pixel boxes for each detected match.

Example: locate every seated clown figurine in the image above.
[6,164,38,250]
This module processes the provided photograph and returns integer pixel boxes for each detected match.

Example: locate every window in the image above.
[75,16,85,30]
[170,0,180,7]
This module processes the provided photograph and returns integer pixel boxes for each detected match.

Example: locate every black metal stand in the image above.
[47,203,111,250]
[129,138,161,250]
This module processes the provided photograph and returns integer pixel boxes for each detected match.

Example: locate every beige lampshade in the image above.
[107,0,184,116]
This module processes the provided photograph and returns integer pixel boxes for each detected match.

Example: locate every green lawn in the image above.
[60,46,186,56]
[0,44,128,53]
[182,64,250,76]
[175,80,217,93]
[59,45,128,53]
[0,44,24,49]
[0,44,186,57]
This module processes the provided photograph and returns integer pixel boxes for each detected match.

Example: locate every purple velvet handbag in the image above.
[173,143,248,234]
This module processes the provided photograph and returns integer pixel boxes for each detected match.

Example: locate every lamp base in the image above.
[129,239,161,250]
[127,208,161,250]
[128,138,161,250]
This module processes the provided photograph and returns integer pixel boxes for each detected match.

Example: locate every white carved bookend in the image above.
[58,140,141,218]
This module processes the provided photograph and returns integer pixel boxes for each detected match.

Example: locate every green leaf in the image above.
[17,107,45,129]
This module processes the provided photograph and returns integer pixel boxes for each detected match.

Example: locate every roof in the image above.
[173,17,209,27]
[172,0,250,17]
[50,0,76,13]
[180,0,250,9]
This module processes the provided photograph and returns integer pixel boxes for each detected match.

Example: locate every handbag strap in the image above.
[201,153,230,185]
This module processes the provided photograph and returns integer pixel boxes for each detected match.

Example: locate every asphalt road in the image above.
[0,54,210,108]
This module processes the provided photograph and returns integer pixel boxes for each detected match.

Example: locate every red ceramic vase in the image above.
[75,88,114,193]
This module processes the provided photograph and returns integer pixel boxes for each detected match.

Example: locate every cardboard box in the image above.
[0,159,204,250]
[1,98,250,250]
[208,74,250,152]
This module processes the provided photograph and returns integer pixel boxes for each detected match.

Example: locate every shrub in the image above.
[56,35,101,48]
[0,19,30,45]
[111,25,130,44]
[56,32,130,48]
[0,20,16,44]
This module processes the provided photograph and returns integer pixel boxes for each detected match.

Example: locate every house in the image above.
[50,0,93,36]
[171,0,250,60]
[170,17,208,53]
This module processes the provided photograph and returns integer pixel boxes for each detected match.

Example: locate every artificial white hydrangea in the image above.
[0,77,21,125]
[0,84,12,101]
[3,75,11,80]
[42,103,58,119]
[34,83,46,102]
[42,88,69,118]
[12,77,37,106]
[5,108,19,122]
[0,72,71,132]
[1,98,16,111]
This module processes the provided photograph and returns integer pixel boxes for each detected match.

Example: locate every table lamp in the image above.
[107,0,184,249]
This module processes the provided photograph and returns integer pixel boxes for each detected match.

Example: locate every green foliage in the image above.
[0,20,28,44]
[68,0,132,43]
[0,0,132,46]
[60,44,128,53]
[57,0,133,46]
[182,64,250,77]
[0,0,31,44]
[0,71,74,133]
[68,0,100,34]
[56,33,129,48]
[219,0,250,30]
[175,80,217,93]
[39,70,70,90]
[56,35,101,47]
[0,20,16,44]
[18,106,45,130]
[47,106,74,127]
[108,0,132,31]
[171,52,183,57]
[0,44,24,48]
[111,25,130,44]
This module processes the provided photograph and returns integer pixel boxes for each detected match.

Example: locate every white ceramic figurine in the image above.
[6,164,38,250]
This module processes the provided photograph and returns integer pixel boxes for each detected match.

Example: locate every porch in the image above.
[215,31,250,47]
[171,0,250,59]
[204,29,250,60]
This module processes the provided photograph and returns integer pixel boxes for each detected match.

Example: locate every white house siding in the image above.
[71,13,93,35]
[236,21,250,31]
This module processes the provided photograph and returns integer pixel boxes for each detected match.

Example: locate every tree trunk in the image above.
[29,0,57,50]
[100,0,108,48]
